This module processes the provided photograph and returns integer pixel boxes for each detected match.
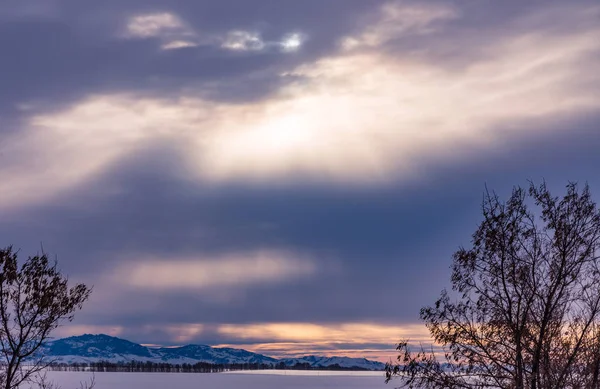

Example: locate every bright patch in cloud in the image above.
[219,30,304,52]
[221,30,265,51]
[218,322,428,344]
[279,33,304,52]
[124,12,200,51]
[123,14,301,53]
[126,13,190,38]
[198,18,600,182]
[161,40,198,50]
[114,250,317,291]
[0,95,193,210]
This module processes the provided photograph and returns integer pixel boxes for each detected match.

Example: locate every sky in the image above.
[0,0,599,363]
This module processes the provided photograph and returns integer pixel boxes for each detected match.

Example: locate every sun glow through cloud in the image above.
[0,2,600,212]
[52,322,429,362]
[217,322,429,343]
[216,323,432,361]
[280,33,304,52]
[0,3,600,211]
[2,4,599,211]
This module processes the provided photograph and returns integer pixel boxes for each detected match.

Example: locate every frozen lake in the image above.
[43,370,391,389]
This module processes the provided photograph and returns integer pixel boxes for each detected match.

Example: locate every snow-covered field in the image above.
[43,370,390,389]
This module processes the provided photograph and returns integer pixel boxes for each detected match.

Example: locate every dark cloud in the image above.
[3,0,592,128]
[0,0,387,131]
[1,0,600,355]
[2,114,600,339]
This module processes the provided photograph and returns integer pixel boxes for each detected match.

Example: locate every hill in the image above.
[41,334,385,370]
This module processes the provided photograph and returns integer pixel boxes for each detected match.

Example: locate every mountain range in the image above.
[40,334,385,371]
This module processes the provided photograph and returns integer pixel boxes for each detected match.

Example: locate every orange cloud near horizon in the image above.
[54,322,432,362]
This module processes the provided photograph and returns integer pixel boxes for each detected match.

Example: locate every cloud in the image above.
[341,1,458,49]
[160,324,205,343]
[0,95,184,211]
[217,322,429,344]
[204,7,598,183]
[221,30,265,51]
[279,33,305,52]
[161,40,199,50]
[220,30,305,53]
[52,321,425,361]
[125,13,190,39]
[2,0,600,362]
[112,250,318,291]
[2,3,598,212]
[214,341,398,361]
[52,325,125,339]
[124,12,203,51]
[122,11,304,53]
[53,323,205,344]
[216,322,431,360]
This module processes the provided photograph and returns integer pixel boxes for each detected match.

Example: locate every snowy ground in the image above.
[42,370,391,389]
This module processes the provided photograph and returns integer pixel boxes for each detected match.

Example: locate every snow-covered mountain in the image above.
[41,334,277,365]
[281,355,385,370]
[40,334,385,370]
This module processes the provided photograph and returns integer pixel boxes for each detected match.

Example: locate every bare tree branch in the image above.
[387,182,600,389]
[0,247,91,389]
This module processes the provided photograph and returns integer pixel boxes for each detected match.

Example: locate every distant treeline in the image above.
[47,361,373,373]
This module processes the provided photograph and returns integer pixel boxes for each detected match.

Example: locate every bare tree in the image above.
[386,182,600,389]
[0,247,91,389]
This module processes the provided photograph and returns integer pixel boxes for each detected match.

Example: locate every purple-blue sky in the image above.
[1,0,599,362]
